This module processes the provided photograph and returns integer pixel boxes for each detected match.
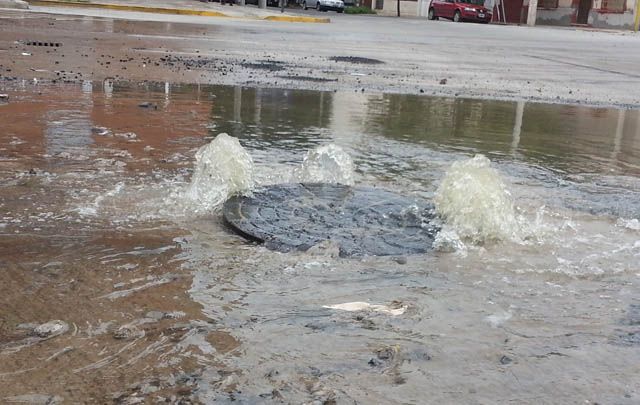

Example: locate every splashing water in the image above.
[295,144,355,185]
[180,133,255,215]
[434,155,524,244]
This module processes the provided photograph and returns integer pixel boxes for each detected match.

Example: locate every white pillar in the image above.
[527,0,538,26]
[259,0,266,9]
[417,0,425,17]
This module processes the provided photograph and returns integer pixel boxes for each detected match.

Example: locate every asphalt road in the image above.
[1,6,640,107]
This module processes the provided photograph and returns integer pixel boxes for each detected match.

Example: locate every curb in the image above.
[28,0,330,22]
[29,0,229,16]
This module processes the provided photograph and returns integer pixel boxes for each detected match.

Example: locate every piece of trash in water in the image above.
[113,324,142,340]
[350,73,366,76]
[91,126,111,136]
[115,132,137,140]
[0,94,9,100]
[323,302,407,316]
[21,52,32,56]
[32,320,69,338]
[138,101,157,109]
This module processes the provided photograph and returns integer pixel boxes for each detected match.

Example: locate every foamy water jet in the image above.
[177,133,255,215]
[295,144,355,185]
[434,155,524,244]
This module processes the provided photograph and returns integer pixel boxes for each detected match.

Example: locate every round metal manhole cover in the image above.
[223,183,439,257]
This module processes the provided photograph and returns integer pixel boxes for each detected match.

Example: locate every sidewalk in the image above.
[27,0,331,22]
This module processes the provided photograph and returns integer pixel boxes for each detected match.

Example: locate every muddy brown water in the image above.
[1,80,640,403]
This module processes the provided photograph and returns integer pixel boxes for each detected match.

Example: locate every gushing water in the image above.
[434,155,524,244]
[294,144,355,185]
[167,139,355,217]
[181,133,255,215]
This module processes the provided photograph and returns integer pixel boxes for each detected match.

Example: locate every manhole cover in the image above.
[223,183,439,257]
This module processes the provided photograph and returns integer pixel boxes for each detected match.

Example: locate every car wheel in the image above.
[453,10,461,22]
[337,9,343,12]
[428,7,436,20]
[316,2,321,10]
[303,1,307,9]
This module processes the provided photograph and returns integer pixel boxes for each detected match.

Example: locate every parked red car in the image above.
[428,0,492,23]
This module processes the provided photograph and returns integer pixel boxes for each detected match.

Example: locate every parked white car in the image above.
[303,0,345,12]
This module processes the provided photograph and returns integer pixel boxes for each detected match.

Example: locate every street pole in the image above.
[259,0,266,9]
[527,0,538,26]
[634,0,640,31]
[397,0,400,16]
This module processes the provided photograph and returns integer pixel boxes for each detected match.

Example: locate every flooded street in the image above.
[2,80,640,403]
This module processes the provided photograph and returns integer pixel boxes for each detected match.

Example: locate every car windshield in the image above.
[459,0,484,5]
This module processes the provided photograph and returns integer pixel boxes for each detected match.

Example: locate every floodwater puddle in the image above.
[1,80,640,403]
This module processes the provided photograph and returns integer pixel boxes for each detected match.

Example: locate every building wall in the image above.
[590,0,636,29]
[536,8,574,26]
[380,0,418,16]
[530,0,637,29]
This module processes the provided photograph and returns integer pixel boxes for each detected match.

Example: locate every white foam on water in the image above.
[294,144,355,185]
[323,302,407,316]
[75,182,125,217]
[617,217,640,231]
[432,225,467,255]
[485,311,512,327]
[434,155,530,244]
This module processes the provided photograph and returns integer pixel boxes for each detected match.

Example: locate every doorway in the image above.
[576,0,592,24]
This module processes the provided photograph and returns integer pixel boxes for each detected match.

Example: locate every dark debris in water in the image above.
[620,303,640,326]
[240,61,286,72]
[277,75,338,83]
[611,330,640,346]
[329,56,384,65]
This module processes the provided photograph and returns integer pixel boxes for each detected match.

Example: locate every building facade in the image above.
[534,0,637,29]
[378,0,639,29]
